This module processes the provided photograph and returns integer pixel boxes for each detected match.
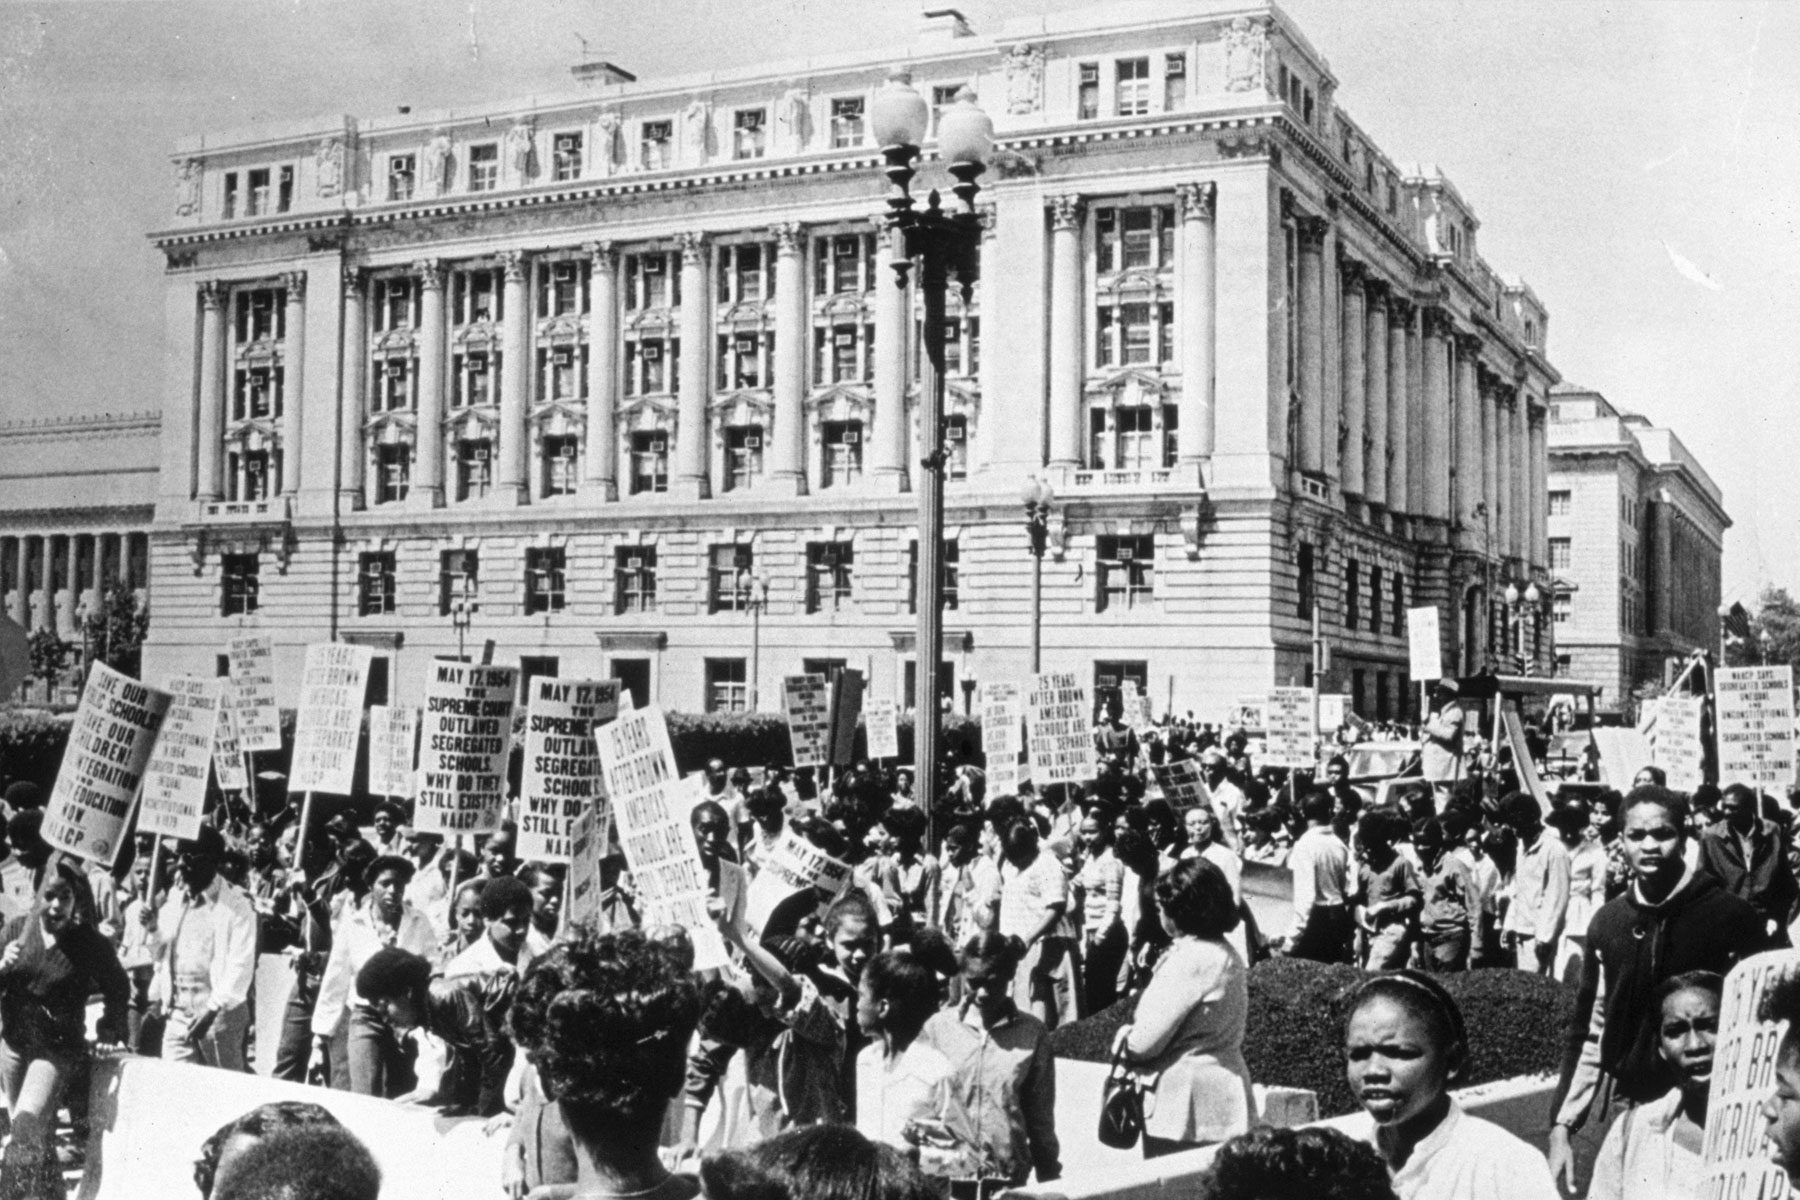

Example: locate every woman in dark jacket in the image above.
[0,855,129,1198]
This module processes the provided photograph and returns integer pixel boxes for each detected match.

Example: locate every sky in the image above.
[0,0,1794,603]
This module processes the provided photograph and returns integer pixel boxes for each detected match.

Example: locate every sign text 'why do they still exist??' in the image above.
[519,677,618,863]
[414,661,518,836]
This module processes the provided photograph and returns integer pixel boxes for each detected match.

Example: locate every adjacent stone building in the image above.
[142,0,1557,718]
[1547,384,1727,709]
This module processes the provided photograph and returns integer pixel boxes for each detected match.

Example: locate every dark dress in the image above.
[0,916,129,1061]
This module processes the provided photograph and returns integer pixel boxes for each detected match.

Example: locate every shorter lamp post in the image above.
[450,580,476,662]
[1022,477,1055,674]
[739,570,770,711]
[1503,580,1543,669]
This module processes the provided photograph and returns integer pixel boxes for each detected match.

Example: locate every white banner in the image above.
[1318,693,1349,733]
[519,678,618,863]
[783,674,830,769]
[566,802,608,931]
[43,663,170,865]
[139,675,223,841]
[1026,671,1092,787]
[1717,665,1797,790]
[1406,606,1443,683]
[1701,950,1800,1197]
[1651,695,1706,793]
[287,644,373,796]
[211,680,248,793]
[226,633,282,752]
[1264,687,1316,769]
[594,706,726,970]
[367,705,420,801]
[864,697,901,762]
[414,661,517,836]
[980,682,1024,799]
[743,829,853,936]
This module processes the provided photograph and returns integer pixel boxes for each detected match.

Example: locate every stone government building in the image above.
[57,0,1565,716]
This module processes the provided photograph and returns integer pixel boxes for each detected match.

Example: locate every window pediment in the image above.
[446,406,499,439]
[537,315,584,344]
[625,310,676,335]
[807,384,873,421]
[366,412,417,444]
[373,328,416,353]
[1085,367,1170,406]
[223,417,282,449]
[814,294,871,322]
[619,394,677,429]
[531,400,588,436]
[710,390,774,423]
[453,323,499,350]
[719,302,769,330]
[1098,269,1167,302]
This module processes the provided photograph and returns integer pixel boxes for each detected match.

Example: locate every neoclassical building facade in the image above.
[144,0,1556,717]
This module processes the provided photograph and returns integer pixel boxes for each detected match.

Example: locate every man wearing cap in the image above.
[143,826,258,1071]
[1198,749,1246,854]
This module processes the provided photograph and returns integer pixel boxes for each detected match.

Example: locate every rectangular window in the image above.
[552,131,583,181]
[1114,406,1156,470]
[732,109,766,160]
[626,251,676,310]
[223,172,238,219]
[439,550,478,616]
[455,269,500,325]
[718,331,770,390]
[1097,535,1155,612]
[542,434,579,497]
[709,545,755,614]
[830,96,865,148]
[358,552,397,616]
[944,414,968,481]
[818,324,870,383]
[377,358,412,412]
[375,277,415,332]
[277,165,293,213]
[806,542,854,614]
[1369,565,1383,634]
[1391,573,1406,636]
[388,154,416,201]
[718,243,765,304]
[822,420,863,488]
[930,85,962,136]
[1550,537,1572,570]
[468,143,498,192]
[456,438,493,501]
[375,444,411,504]
[1549,489,1571,516]
[1346,558,1361,629]
[1298,542,1315,617]
[221,553,259,616]
[518,656,559,704]
[540,259,587,318]
[815,233,874,295]
[1164,53,1187,110]
[907,540,960,614]
[539,344,583,401]
[1555,594,1572,625]
[1077,63,1099,120]
[640,120,673,170]
[614,547,657,614]
[452,352,493,408]
[1095,204,1175,275]
[705,659,748,714]
[1115,57,1151,116]
[629,431,669,495]
[246,168,271,217]
[525,547,567,614]
[725,426,764,492]
[626,338,675,396]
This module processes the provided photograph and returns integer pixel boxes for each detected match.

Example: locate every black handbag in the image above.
[1097,1040,1149,1150]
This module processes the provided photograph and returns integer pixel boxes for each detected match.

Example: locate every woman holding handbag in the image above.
[1111,857,1254,1158]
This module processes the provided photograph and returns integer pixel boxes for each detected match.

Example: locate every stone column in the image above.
[1529,408,1548,571]
[58,535,78,638]
[414,259,447,507]
[1175,181,1217,478]
[673,232,711,500]
[871,223,910,490]
[8,537,25,626]
[338,271,367,509]
[29,538,47,633]
[767,224,807,495]
[584,242,620,500]
[1295,216,1327,477]
[1047,195,1084,473]
[1364,283,1389,511]
[970,203,999,477]
[498,250,531,504]
[281,273,306,497]
[1454,334,1483,548]
[1339,259,1366,500]
[1420,309,1451,523]
[82,533,101,615]
[1512,384,1530,562]
[1388,298,1411,517]
[196,282,227,502]
[1482,379,1501,560]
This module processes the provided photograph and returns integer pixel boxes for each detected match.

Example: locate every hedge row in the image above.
[1049,957,1573,1117]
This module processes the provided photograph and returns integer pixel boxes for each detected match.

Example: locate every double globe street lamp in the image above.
[870,75,992,837]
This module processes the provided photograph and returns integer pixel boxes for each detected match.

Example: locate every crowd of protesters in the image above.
[2,678,1800,1199]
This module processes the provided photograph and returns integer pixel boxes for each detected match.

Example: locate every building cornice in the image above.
[0,411,160,440]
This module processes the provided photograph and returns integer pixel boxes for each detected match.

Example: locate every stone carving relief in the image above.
[595,111,622,176]
[505,122,536,177]
[423,135,452,195]
[1224,17,1269,94]
[778,87,810,152]
[174,158,202,216]
[1004,44,1045,114]
[681,98,711,161]
[315,137,346,198]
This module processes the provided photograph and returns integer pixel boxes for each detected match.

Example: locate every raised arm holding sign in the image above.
[43,662,170,865]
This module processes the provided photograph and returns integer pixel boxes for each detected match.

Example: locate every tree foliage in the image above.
[26,628,70,685]
[83,584,149,678]
[1724,586,1800,670]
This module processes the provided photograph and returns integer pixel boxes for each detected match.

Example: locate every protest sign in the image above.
[1651,695,1706,793]
[783,674,830,768]
[744,828,853,936]
[519,678,618,862]
[595,706,726,970]
[1152,759,1212,811]
[43,663,170,865]
[367,705,420,801]
[1717,665,1797,790]
[1406,606,1443,683]
[565,802,608,931]
[1264,687,1316,769]
[1317,693,1348,734]
[1500,704,1547,808]
[828,669,865,767]
[864,698,901,761]
[1701,949,1800,1197]
[414,661,517,836]
[1026,671,1092,787]
[139,675,223,841]
[287,644,373,796]
[1227,698,1266,732]
[1120,680,1153,729]
[980,682,1025,798]
[226,633,282,752]
[211,681,248,793]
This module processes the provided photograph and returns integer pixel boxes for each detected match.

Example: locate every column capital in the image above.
[342,267,365,300]
[1453,330,1484,356]
[769,222,804,256]
[1175,180,1216,223]
[1337,253,1366,288]
[1362,276,1391,307]
[1048,194,1083,232]
[500,249,528,282]
[1389,295,1416,324]
[1422,306,1455,339]
[413,259,444,291]
[584,240,618,273]
[200,280,226,311]
[676,230,708,265]
[1295,213,1330,247]
[281,271,307,300]
[975,201,997,238]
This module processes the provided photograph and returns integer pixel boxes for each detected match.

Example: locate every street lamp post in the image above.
[1503,579,1543,670]
[1021,477,1054,673]
[450,580,476,662]
[740,570,769,710]
[873,75,990,839]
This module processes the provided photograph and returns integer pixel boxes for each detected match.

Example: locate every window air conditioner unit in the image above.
[472,446,491,462]
[644,259,664,274]
[834,332,856,348]
[556,442,576,460]
[642,345,661,361]
[743,434,762,449]
[384,362,404,379]
[842,429,860,444]
[554,263,577,283]
[1117,547,1134,561]
[649,439,667,453]
[626,556,645,571]
[552,348,573,367]
[737,336,758,354]
[946,423,966,441]
[468,355,488,373]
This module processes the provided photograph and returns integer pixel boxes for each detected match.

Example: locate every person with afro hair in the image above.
[1197,1125,1396,1200]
